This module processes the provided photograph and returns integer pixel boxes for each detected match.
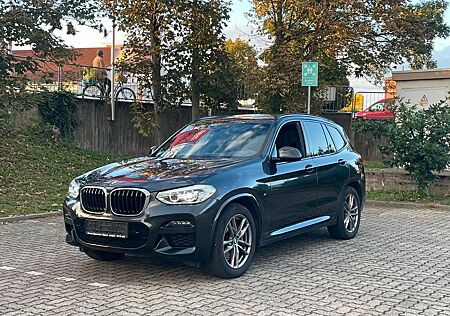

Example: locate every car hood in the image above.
[79,157,246,192]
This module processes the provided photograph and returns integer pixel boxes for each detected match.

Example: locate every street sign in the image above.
[302,62,318,87]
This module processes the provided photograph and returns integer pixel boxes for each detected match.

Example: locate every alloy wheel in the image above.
[344,193,359,233]
[223,214,253,269]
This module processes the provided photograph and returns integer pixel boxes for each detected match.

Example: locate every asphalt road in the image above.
[0,203,449,315]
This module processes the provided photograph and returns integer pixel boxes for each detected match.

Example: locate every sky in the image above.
[51,0,450,92]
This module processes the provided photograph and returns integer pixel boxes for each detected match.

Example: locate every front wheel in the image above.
[84,249,125,261]
[328,186,362,239]
[115,87,136,102]
[205,203,256,278]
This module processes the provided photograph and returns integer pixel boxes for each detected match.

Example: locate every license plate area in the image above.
[84,220,128,239]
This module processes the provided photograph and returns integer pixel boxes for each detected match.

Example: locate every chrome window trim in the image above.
[109,187,151,217]
[80,186,108,215]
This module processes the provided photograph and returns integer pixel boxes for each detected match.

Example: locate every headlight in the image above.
[67,179,80,199]
[156,185,216,205]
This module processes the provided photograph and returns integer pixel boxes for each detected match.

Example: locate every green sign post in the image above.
[302,62,318,114]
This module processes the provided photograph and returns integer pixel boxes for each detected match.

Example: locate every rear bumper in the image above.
[63,197,221,262]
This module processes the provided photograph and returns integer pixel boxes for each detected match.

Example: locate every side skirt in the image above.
[260,215,334,246]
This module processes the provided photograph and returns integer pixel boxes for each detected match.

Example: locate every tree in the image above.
[108,0,231,133]
[224,38,261,101]
[0,0,104,123]
[104,0,183,140]
[174,0,231,119]
[250,0,449,113]
[199,48,239,113]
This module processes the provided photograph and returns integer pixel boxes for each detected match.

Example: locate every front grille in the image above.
[74,219,149,249]
[166,233,196,248]
[110,189,147,216]
[80,187,107,213]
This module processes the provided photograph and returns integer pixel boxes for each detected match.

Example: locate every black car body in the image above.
[63,114,365,278]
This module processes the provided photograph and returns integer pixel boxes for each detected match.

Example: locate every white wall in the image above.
[396,79,450,108]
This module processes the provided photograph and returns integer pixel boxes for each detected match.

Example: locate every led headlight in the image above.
[67,179,80,199]
[156,185,216,205]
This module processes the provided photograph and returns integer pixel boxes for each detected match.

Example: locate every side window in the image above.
[273,122,303,158]
[326,125,346,151]
[368,101,384,112]
[302,121,333,157]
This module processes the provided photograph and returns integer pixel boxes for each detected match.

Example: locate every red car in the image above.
[355,99,394,120]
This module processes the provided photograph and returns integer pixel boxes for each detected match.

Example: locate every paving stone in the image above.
[0,204,449,315]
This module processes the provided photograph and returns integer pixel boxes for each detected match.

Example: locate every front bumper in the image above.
[63,196,221,262]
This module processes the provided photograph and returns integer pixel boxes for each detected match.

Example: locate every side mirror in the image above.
[148,145,157,156]
[277,146,302,161]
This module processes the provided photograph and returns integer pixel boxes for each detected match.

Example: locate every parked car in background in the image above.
[355,99,394,120]
[63,114,365,278]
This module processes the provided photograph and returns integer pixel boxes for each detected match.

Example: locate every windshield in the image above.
[154,120,272,159]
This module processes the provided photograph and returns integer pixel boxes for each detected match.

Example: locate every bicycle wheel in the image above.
[115,87,136,102]
[83,84,104,100]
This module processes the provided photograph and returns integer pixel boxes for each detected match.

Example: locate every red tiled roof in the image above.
[12,46,122,82]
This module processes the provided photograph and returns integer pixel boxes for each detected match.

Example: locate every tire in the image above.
[115,87,136,102]
[205,203,257,279]
[82,84,103,100]
[328,186,362,240]
[84,249,125,261]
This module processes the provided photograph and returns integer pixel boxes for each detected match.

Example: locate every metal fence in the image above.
[11,55,149,102]
[354,91,386,110]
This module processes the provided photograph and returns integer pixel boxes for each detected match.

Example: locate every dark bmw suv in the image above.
[63,114,365,278]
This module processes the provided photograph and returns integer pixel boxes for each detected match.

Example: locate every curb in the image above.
[0,210,62,224]
[366,200,450,210]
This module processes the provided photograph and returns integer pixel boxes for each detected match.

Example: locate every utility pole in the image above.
[110,21,116,121]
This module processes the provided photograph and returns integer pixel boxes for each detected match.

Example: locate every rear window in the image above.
[326,125,346,151]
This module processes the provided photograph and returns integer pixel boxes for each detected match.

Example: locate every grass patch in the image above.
[365,161,387,169]
[0,126,125,217]
[367,190,450,205]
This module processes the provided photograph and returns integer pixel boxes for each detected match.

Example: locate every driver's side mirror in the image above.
[274,146,303,161]
[148,145,157,156]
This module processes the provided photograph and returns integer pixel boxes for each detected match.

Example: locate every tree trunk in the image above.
[191,48,200,120]
[150,12,163,143]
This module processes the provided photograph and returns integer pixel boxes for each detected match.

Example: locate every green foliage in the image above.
[353,119,392,139]
[355,100,450,193]
[224,38,261,101]
[382,101,450,193]
[37,92,78,140]
[0,127,123,217]
[250,0,449,112]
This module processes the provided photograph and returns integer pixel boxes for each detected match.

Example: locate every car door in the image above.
[264,121,318,232]
[301,120,349,217]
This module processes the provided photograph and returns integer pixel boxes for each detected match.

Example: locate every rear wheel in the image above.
[84,249,125,261]
[205,203,256,278]
[328,186,361,239]
[82,84,104,100]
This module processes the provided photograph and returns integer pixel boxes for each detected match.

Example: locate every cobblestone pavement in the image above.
[0,203,449,316]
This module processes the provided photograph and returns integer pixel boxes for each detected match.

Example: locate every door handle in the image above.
[304,164,315,173]
[338,159,346,166]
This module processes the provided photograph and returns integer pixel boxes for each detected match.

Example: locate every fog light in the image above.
[166,220,194,227]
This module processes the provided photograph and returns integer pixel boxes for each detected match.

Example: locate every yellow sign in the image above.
[341,94,363,112]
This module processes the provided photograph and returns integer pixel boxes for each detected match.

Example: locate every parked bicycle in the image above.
[82,73,136,102]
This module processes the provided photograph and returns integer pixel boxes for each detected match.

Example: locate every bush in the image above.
[37,91,78,140]
[354,99,450,194]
